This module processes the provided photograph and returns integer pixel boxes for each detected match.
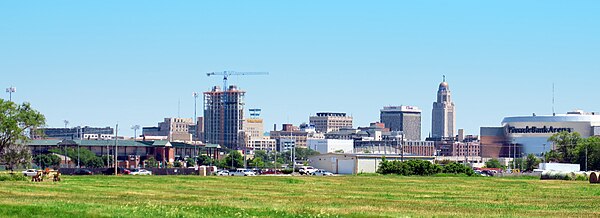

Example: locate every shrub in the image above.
[443,163,475,176]
[0,174,28,182]
[377,159,442,176]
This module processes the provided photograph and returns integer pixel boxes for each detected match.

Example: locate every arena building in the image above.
[481,110,600,158]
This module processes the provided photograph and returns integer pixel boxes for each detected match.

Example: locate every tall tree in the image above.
[0,100,45,168]
[548,131,581,163]
[3,144,32,170]
[575,136,600,171]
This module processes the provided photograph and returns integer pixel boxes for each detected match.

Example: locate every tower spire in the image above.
[443,75,446,82]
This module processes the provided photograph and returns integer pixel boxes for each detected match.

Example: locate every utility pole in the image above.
[114,124,118,175]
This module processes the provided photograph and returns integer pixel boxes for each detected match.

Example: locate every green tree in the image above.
[223,151,244,169]
[87,157,105,168]
[34,154,61,169]
[574,136,600,171]
[548,131,581,163]
[0,100,45,168]
[196,155,214,166]
[145,157,158,168]
[185,157,196,167]
[294,147,320,161]
[525,154,541,172]
[485,159,502,168]
[250,157,265,169]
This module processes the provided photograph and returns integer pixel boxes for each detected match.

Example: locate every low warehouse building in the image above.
[308,153,435,175]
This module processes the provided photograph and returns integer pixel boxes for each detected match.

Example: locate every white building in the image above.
[308,139,354,154]
[309,153,435,175]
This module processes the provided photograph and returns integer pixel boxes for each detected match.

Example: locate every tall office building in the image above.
[432,77,456,139]
[380,106,422,140]
[309,112,353,133]
[204,85,245,149]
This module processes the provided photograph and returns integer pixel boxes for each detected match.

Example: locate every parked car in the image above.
[312,170,334,176]
[103,167,131,175]
[130,169,152,176]
[298,166,318,175]
[216,170,230,176]
[73,169,93,175]
[261,169,283,175]
[22,169,39,177]
[229,169,257,176]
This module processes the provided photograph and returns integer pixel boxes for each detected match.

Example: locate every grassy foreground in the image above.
[0,175,599,217]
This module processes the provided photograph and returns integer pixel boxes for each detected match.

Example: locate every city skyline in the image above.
[2,1,600,138]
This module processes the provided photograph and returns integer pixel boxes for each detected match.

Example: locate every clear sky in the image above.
[1,1,599,138]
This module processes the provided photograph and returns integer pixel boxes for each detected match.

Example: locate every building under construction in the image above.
[203,85,245,149]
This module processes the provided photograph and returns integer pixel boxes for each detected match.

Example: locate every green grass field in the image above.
[0,175,599,217]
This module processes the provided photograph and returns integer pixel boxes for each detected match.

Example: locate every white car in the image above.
[229,169,256,176]
[299,166,318,175]
[216,170,229,176]
[22,169,39,177]
[130,169,152,176]
[312,170,334,176]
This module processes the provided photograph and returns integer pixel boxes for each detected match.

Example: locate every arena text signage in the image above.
[508,126,572,134]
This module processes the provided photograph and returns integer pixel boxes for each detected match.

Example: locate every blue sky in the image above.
[1,1,599,138]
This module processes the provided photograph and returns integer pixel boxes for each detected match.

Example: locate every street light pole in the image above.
[5,87,16,102]
[131,125,140,141]
[193,92,199,166]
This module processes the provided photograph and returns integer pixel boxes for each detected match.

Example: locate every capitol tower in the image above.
[432,76,456,139]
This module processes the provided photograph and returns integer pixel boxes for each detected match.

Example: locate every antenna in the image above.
[552,83,555,116]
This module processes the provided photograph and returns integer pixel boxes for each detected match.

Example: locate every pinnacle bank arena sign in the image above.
[507,126,573,134]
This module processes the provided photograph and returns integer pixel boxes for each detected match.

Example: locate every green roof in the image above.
[28,139,217,148]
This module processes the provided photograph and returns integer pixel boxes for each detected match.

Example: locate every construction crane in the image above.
[206,71,269,91]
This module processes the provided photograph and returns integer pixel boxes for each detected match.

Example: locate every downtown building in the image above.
[142,117,202,143]
[380,106,422,141]
[35,126,114,140]
[431,79,456,140]
[240,109,277,153]
[481,110,600,158]
[309,112,353,133]
[203,85,245,149]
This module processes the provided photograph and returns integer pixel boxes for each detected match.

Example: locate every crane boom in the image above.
[206,71,269,90]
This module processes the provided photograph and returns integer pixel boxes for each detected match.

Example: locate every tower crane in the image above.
[206,71,269,91]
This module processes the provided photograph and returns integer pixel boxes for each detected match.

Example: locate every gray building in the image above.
[37,126,114,140]
[432,77,456,139]
[204,85,245,149]
[380,106,422,140]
